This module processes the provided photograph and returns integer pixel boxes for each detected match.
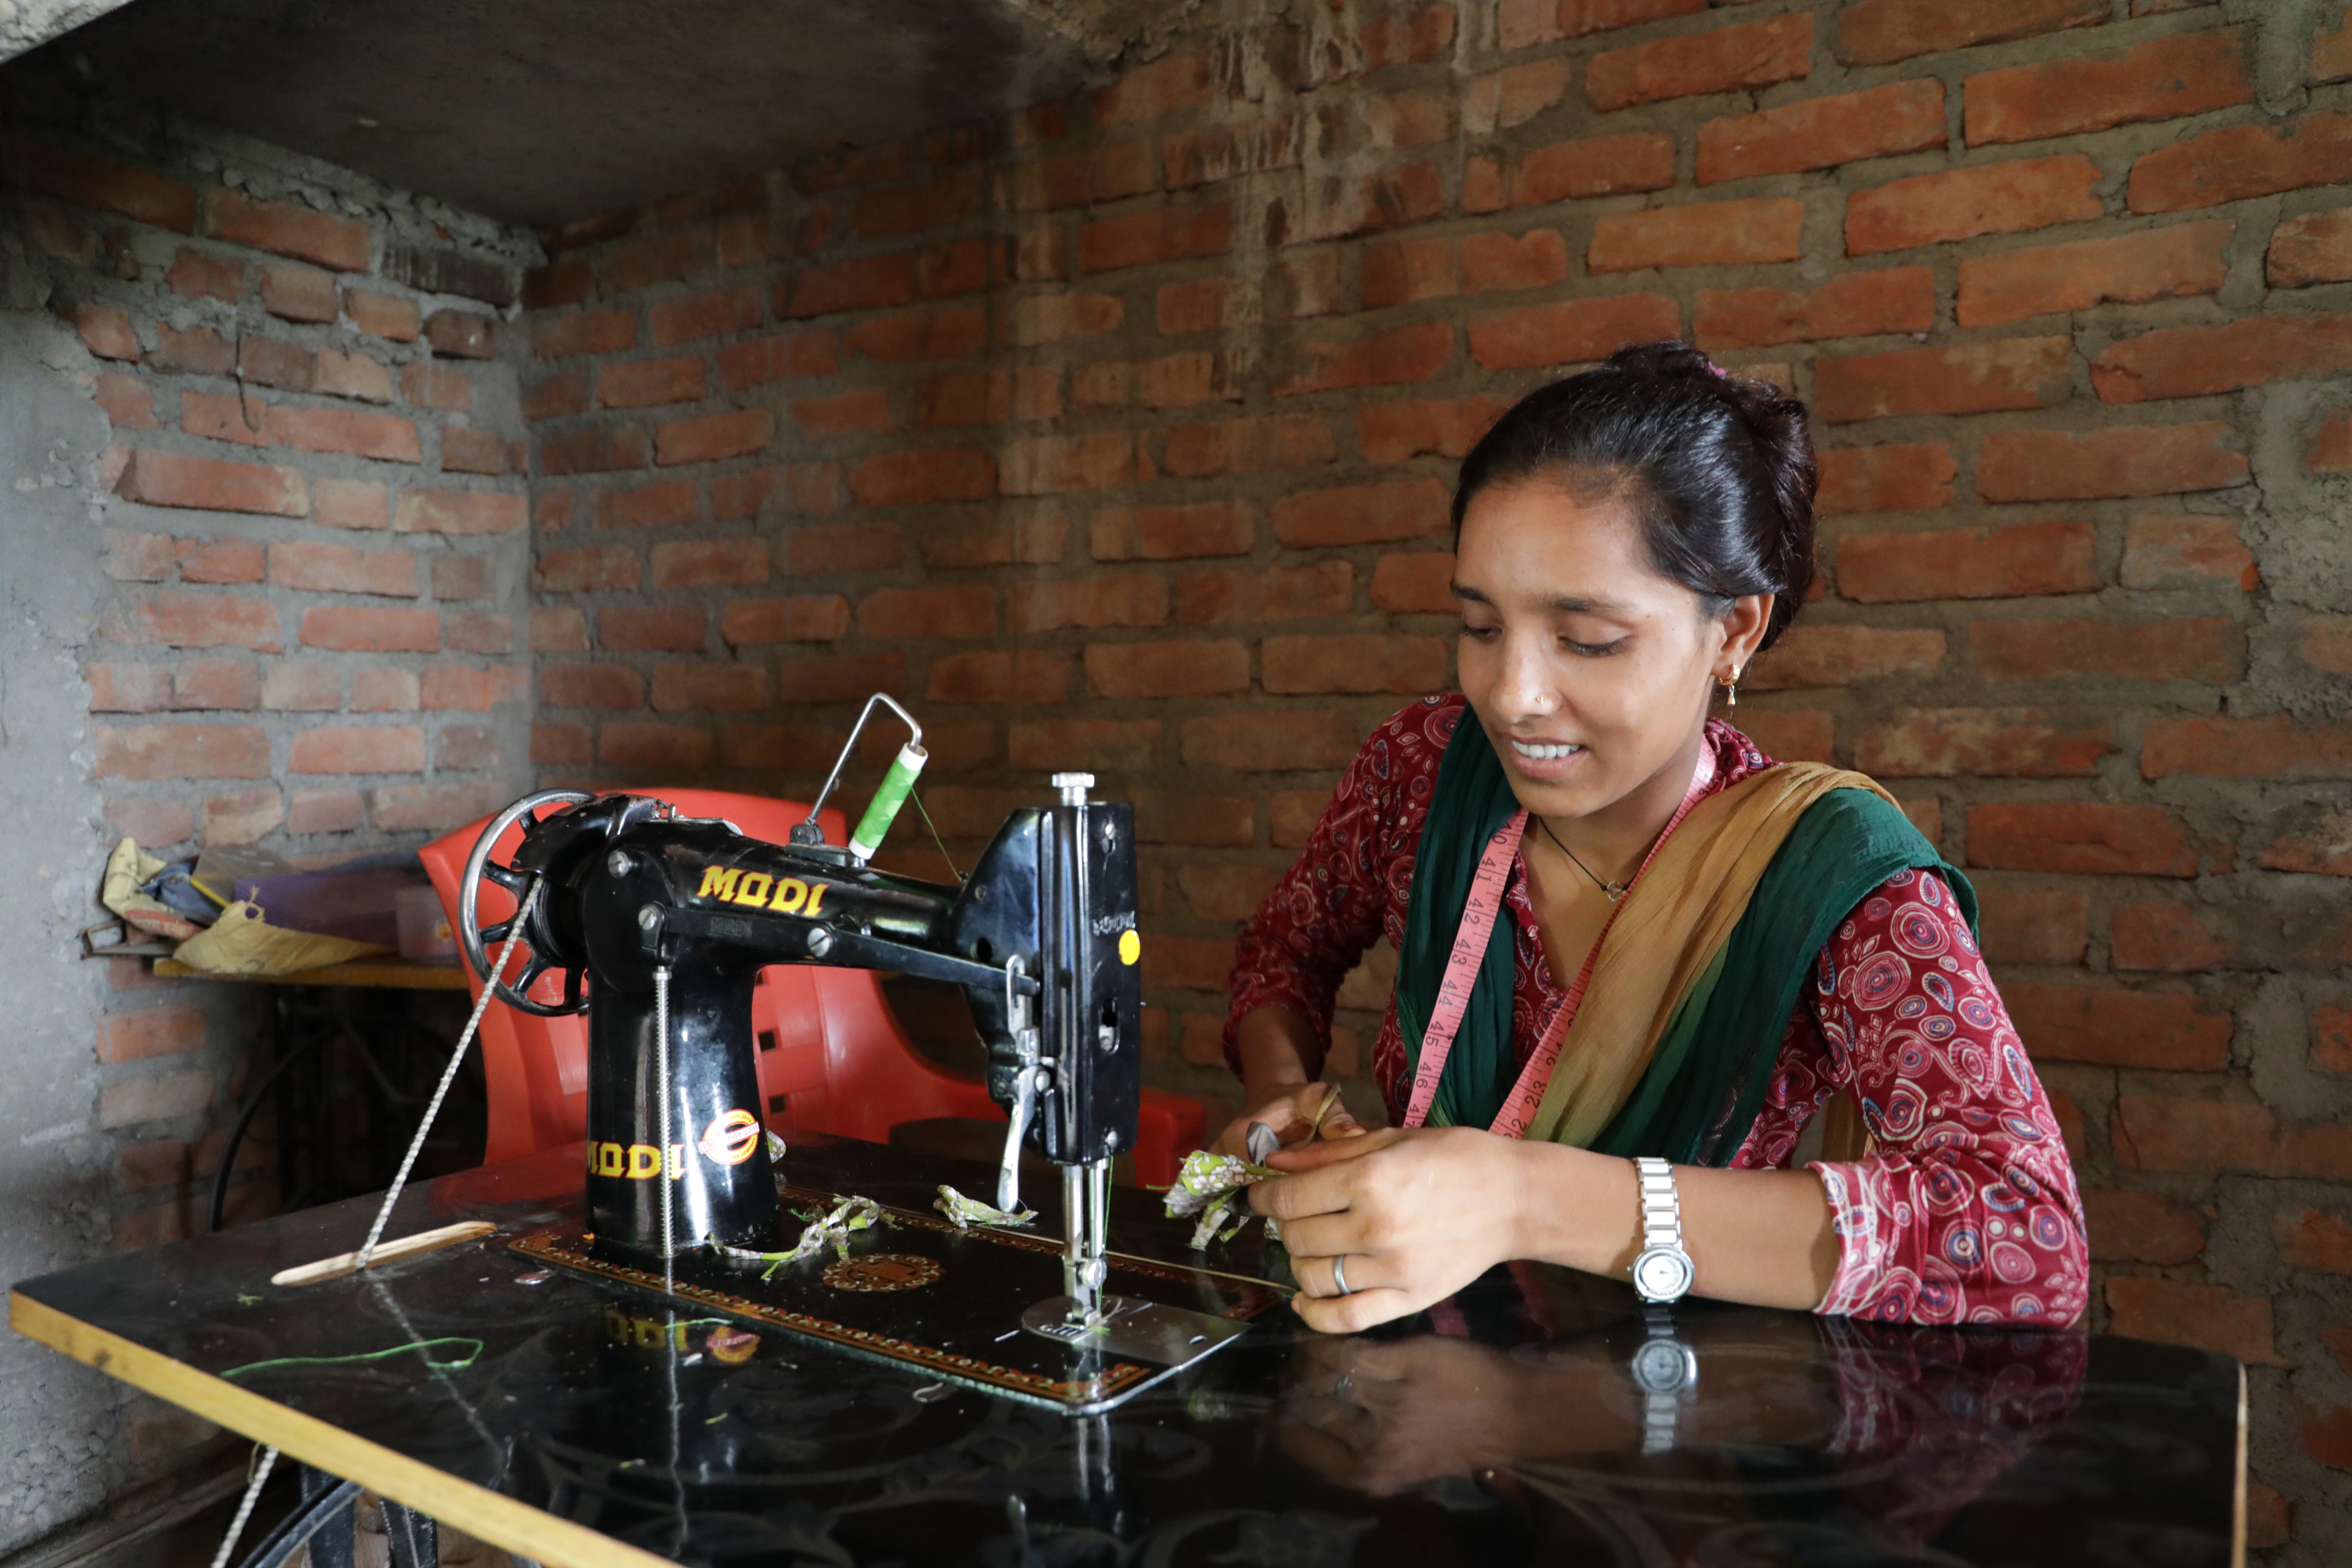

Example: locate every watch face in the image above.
[1630,1339,1693,1395]
[1633,1247,1694,1303]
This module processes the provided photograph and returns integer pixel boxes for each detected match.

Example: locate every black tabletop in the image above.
[12,1133,2241,1568]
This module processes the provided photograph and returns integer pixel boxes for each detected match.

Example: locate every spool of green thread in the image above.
[849,741,928,861]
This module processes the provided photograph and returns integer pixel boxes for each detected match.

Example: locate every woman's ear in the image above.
[1719,593,1773,679]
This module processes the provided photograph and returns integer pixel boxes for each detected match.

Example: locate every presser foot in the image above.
[1020,1294,1254,1367]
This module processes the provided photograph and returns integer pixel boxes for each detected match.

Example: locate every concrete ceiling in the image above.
[8,0,1132,229]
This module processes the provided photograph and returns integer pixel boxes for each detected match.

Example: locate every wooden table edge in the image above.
[8,1290,666,1568]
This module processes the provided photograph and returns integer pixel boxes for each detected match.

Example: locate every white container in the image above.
[395,884,458,964]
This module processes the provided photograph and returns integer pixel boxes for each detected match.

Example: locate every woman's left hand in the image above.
[1250,1127,1537,1334]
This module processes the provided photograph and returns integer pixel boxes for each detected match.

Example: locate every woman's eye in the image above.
[1563,636,1625,657]
[1458,622,1500,642]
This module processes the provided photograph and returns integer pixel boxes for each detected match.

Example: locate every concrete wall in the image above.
[515,1,2352,1557]
[0,106,536,1546]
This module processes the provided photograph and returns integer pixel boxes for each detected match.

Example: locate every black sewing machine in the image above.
[453,698,1257,1408]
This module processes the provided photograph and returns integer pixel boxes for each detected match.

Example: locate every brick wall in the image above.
[518,0,2352,1549]
[1,113,535,1510]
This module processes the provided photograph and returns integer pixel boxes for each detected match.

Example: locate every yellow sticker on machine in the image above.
[1118,929,1141,966]
[695,864,827,917]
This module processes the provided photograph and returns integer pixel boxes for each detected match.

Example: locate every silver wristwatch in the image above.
[1628,1302,1697,1455]
[1630,1156,1694,1304]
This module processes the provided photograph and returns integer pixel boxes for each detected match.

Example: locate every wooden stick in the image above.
[270,1221,496,1288]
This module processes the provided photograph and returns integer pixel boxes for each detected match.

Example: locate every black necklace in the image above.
[1535,816,1631,903]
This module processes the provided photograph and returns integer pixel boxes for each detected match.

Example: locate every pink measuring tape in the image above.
[1402,747,1718,1139]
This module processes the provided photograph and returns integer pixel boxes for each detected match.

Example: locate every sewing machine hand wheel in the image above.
[458,788,595,1017]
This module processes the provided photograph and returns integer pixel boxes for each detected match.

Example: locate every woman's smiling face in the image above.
[1452,473,1767,824]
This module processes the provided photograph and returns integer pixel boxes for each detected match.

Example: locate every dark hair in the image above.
[1451,341,1817,650]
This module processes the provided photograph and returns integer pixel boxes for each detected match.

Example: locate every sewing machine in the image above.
[451,698,1254,1409]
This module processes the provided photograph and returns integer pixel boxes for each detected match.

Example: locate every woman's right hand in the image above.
[1209,1080,1365,1159]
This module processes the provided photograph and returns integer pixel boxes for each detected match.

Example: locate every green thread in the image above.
[220,1336,484,1381]
[909,788,962,884]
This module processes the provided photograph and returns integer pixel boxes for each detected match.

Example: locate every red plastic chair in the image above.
[418,788,1204,1186]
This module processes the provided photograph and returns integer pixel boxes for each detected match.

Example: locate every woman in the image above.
[1220,343,2086,1333]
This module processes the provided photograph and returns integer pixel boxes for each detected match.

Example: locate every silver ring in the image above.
[1330,1254,1351,1297]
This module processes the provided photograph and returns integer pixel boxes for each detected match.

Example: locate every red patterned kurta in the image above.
[1224,696,2088,1327]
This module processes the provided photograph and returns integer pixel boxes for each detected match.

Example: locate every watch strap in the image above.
[1635,1155,1683,1253]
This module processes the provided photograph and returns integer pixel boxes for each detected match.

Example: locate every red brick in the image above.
[720,595,851,646]
[0,136,198,231]
[596,723,716,771]
[1007,575,1168,632]
[522,369,589,423]
[343,288,419,340]
[1848,155,2102,256]
[773,652,908,704]
[649,664,768,712]
[856,586,996,640]
[1966,28,2252,148]
[538,425,650,477]
[926,651,1072,705]
[1465,60,1570,135]
[148,323,231,375]
[1462,230,1568,296]
[650,287,762,346]
[1176,562,1356,624]
[394,489,527,536]
[2312,409,2352,474]
[2082,1189,2204,1265]
[1008,719,1159,773]
[174,536,266,584]
[845,447,995,506]
[593,479,699,531]
[1272,477,1450,548]
[2115,1093,2352,1179]
[1370,552,1455,612]
[177,389,267,449]
[602,605,709,652]
[203,187,369,271]
[1840,520,2096,603]
[1694,268,1935,351]
[920,511,1068,570]
[2107,1279,2277,1366]
[170,660,259,710]
[2111,900,2233,972]
[1496,0,1701,51]
[2301,615,2352,674]
[258,261,336,323]
[1162,415,1336,477]
[1360,238,1457,310]
[1512,133,1678,207]
[790,388,894,439]
[201,783,283,842]
[655,409,774,466]
[1972,617,2239,685]
[1745,625,1944,690]
[1469,293,1682,370]
[532,308,636,360]
[258,663,340,712]
[299,605,439,653]
[94,723,268,781]
[314,349,394,406]
[1084,640,1251,699]
[2142,716,2352,780]
[1265,634,1449,695]
[1816,442,1955,515]
[2093,314,2352,404]
[594,227,719,295]
[1816,336,2073,424]
[540,664,645,710]
[1277,321,1454,397]
[920,238,993,298]
[1586,13,1811,112]
[161,247,240,302]
[1975,887,2088,965]
[1977,423,2247,502]
[1092,53,1218,126]
[650,536,768,589]
[1001,433,1132,494]
[116,451,306,517]
[1157,278,1234,334]
[96,377,159,436]
[1968,802,2196,876]
[1856,708,2113,776]
[849,169,984,240]
[2269,206,2352,288]
[842,306,988,364]
[1014,140,1159,210]
[2278,1207,2352,1274]
[596,356,707,409]
[2119,515,2256,591]
[1835,0,2105,67]
[1292,163,1447,245]
[2008,982,2231,1070]
[1163,118,1302,192]
[1958,221,2232,329]
[89,663,170,713]
[529,607,589,653]
[2128,108,2352,214]
[98,1006,207,1063]
[784,253,916,318]
[1091,502,1255,561]
[104,797,194,848]
[131,593,282,651]
[265,406,422,463]
[1180,712,1365,771]
[443,611,510,654]
[1353,397,1510,467]
[1077,204,1233,273]
[784,522,904,575]
[266,540,416,597]
[102,531,173,583]
[1699,80,1945,188]
[370,779,509,833]
[417,666,523,713]
[439,427,508,476]
[1590,198,1804,273]
[916,366,1064,428]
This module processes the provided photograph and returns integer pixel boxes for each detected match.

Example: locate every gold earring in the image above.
[1721,665,1742,707]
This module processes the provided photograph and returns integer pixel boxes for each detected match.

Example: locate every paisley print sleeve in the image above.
[1222,699,1452,1076]
[1805,870,2090,1328]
